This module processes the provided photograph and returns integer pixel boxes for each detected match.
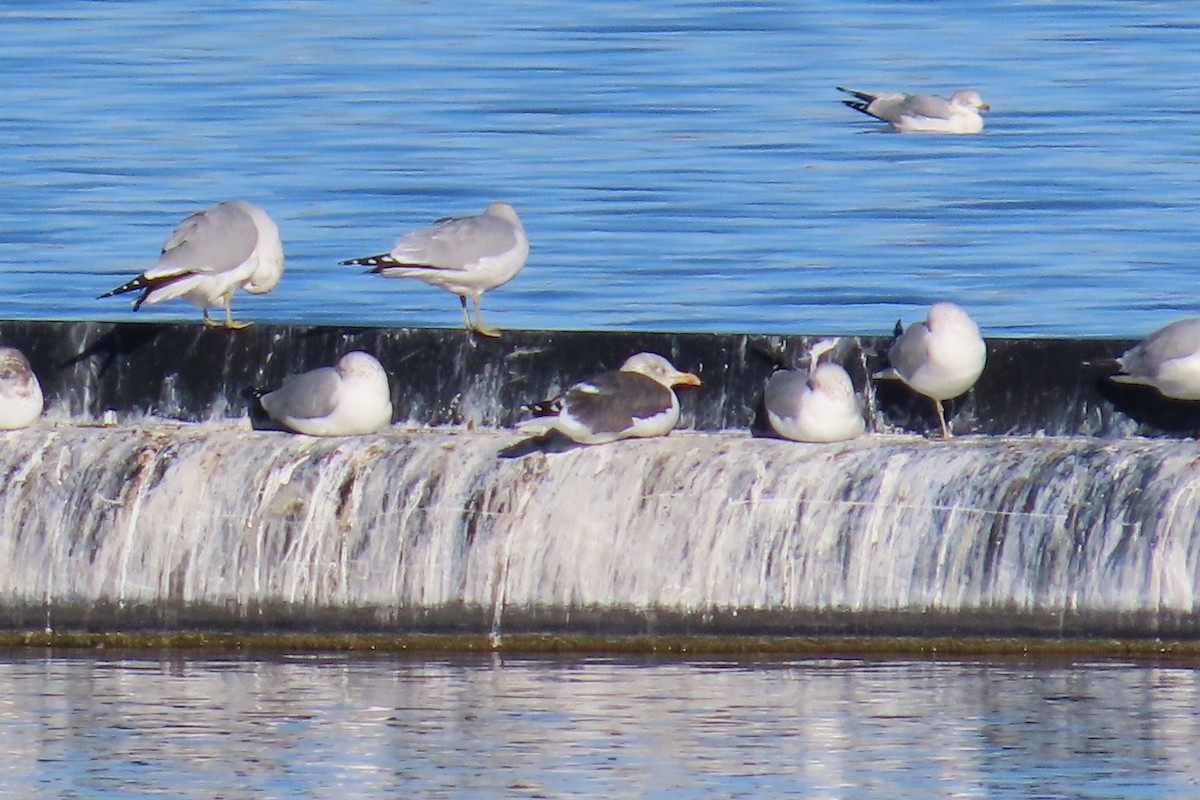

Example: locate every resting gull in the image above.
[1107,317,1200,400]
[340,202,528,338]
[259,351,392,436]
[518,352,701,445]
[0,347,43,430]
[837,87,989,133]
[764,362,864,443]
[875,302,987,437]
[99,200,284,329]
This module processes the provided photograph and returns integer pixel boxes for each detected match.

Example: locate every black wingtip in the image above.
[521,398,562,418]
[837,86,874,102]
[340,253,395,269]
[130,288,153,312]
[748,337,796,371]
[97,275,147,300]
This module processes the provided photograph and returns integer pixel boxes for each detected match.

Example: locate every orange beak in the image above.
[673,371,702,388]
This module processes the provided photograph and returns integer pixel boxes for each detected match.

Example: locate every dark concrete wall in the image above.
[1,320,1190,437]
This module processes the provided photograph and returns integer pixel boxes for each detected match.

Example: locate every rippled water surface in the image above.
[2,1,1199,335]
[0,654,1196,799]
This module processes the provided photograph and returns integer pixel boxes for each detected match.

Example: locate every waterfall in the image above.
[2,419,1197,636]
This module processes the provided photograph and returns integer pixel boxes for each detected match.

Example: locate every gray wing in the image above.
[763,369,808,419]
[261,367,341,420]
[562,371,673,434]
[887,322,932,381]
[898,93,954,120]
[1121,318,1200,377]
[149,202,259,278]
[390,213,518,269]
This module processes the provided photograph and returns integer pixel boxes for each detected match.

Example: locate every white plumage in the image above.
[259,351,392,437]
[765,362,864,443]
[519,352,702,445]
[341,202,528,338]
[1109,317,1200,400]
[876,302,987,437]
[100,200,285,329]
[0,347,43,430]
[838,87,989,133]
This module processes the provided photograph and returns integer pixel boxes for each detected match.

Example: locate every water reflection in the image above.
[0,655,1196,798]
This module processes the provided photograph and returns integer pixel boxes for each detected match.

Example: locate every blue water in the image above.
[2,1,1199,335]
[0,654,1194,799]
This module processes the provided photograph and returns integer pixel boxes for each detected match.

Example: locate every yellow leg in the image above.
[219,292,252,330]
[935,400,952,438]
[471,295,501,338]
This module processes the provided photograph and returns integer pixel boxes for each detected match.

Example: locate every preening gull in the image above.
[764,362,864,443]
[837,87,989,133]
[259,351,392,436]
[0,347,43,430]
[875,302,987,437]
[340,202,528,338]
[1107,317,1200,400]
[99,200,284,329]
[518,352,702,445]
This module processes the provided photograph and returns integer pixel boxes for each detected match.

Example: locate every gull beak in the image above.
[979,102,991,111]
[673,371,702,388]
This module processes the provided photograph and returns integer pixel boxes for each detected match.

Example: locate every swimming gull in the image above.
[518,352,702,445]
[259,351,393,436]
[339,202,528,338]
[0,347,43,430]
[837,87,990,133]
[875,302,987,437]
[1107,317,1200,400]
[764,362,864,443]
[99,200,285,329]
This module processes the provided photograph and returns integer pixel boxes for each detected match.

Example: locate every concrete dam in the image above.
[1,320,1197,644]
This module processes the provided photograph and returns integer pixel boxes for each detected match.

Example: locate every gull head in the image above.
[620,352,702,389]
[807,363,856,401]
[336,351,389,384]
[950,89,989,112]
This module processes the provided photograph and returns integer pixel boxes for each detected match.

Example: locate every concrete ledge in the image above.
[1,319,1193,437]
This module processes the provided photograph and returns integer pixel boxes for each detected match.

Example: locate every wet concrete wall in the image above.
[1,320,1192,438]
[2,321,1199,641]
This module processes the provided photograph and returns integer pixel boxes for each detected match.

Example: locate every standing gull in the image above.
[837,87,990,133]
[99,200,284,329]
[875,302,987,437]
[340,202,528,338]
[518,352,702,445]
[764,362,864,443]
[1107,317,1200,400]
[258,351,392,436]
[0,347,43,430]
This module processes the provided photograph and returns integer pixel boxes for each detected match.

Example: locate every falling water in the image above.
[2,418,1197,637]
[0,321,1198,638]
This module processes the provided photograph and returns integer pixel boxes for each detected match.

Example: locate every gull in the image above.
[99,200,284,329]
[258,351,393,436]
[518,352,702,445]
[1107,317,1200,400]
[0,347,43,430]
[875,302,987,437]
[764,362,865,443]
[837,87,990,133]
[340,202,528,338]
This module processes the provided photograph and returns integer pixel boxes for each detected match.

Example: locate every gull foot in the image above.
[470,324,502,339]
[206,317,253,331]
